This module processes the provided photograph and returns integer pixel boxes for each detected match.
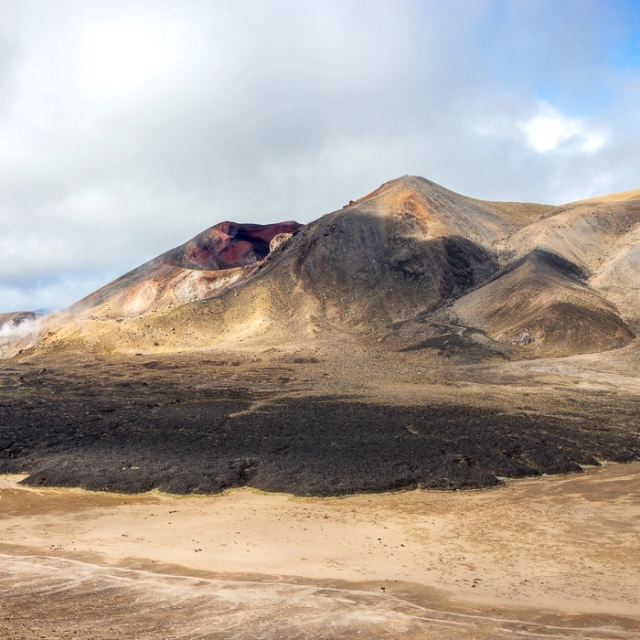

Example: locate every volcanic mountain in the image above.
[16,175,639,359]
[2,176,640,496]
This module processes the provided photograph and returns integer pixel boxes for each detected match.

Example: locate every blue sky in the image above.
[1,0,640,312]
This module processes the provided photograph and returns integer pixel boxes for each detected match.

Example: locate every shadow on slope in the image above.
[252,202,500,332]
[453,249,634,356]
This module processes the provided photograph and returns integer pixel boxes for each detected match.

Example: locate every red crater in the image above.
[164,221,302,271]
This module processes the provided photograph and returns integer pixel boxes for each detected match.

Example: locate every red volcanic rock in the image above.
[164,221,302,271]
[67,220,302,316]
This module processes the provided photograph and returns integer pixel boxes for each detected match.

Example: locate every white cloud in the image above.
[77,13,189,100]
[0,272,117,313]
[521,105,606,154]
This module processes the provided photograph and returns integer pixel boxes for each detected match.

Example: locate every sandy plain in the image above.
[1,462,640,639]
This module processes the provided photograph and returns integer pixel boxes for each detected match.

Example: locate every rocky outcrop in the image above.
[269,232,293,253]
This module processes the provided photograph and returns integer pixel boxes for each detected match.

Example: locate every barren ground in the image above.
[2,346,640,494]
[1,461,640,638]
[2,339,640,637]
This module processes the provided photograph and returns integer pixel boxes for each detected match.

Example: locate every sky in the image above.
[1,0,640,313]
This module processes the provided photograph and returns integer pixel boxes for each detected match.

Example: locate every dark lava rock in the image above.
[1,385,639,496]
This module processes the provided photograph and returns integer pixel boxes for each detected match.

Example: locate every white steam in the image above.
[0,316,43,341]
[0,316,43,358]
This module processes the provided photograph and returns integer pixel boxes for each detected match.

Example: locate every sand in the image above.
[2,462,640,638]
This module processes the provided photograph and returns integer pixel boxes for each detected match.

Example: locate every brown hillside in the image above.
[453,249,634,356]
[7,175,640,361]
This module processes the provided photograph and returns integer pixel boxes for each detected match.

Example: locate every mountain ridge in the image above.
[3,175,640,361]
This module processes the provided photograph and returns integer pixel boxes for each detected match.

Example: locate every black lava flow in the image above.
[2,368,640,496]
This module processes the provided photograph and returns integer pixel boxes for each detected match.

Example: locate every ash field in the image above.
[1,351,640,496]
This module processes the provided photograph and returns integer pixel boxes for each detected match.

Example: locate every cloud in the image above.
[78,12,188,98]
[0,0,639,312]
[0,272,117,313]
[521,105,606,153]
